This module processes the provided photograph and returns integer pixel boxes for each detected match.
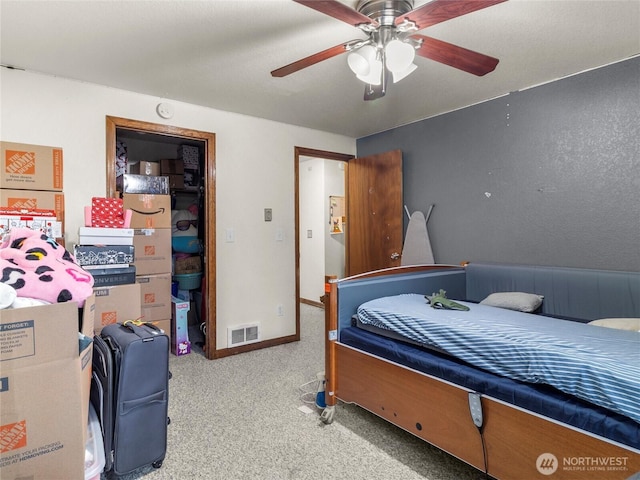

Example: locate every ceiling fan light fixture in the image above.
[384,39,415,73]
[348,51,370,76]
[357,57,383,85]
[348,44,377,76]
[391,62,417,83]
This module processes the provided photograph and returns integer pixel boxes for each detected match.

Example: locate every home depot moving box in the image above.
[1,142,63,191]
[133,228,172,275]
[0,190,65,236]
[93,283,141,334]
[0,296,95,480]
[136,273,172,322]
[153,319,171,339]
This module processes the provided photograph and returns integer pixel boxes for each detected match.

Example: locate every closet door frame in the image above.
[106,116,218,359]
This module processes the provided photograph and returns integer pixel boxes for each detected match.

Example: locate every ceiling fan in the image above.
[271,0,507,100]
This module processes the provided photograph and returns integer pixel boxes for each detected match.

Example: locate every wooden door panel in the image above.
[347,150,403,276]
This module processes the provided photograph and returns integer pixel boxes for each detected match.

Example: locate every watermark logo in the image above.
[536,452,630,476]
[537,453,559,475]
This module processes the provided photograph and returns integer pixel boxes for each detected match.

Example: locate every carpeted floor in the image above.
[105,304,484,480]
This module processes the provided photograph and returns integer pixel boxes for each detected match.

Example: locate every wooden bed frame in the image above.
[322,265,640,480]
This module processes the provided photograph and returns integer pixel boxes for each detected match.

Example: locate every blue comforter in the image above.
[357,293,640,424]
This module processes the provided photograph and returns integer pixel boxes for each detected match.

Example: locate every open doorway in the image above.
[295,147,353,321]
[105,116,218,359]
[299,156,345,305]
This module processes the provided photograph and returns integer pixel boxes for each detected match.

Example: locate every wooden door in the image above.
[346,150,403,276]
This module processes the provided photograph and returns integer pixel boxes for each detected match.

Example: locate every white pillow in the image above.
[588,318,640,332]
[480,292,544,313]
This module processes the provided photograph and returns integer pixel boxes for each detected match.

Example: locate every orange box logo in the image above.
[5,150,36,175]
[144,245,156,256]
[6,196,38,210]
[101,311,118,325]
[144,293,156,304]
[0,420,28,453]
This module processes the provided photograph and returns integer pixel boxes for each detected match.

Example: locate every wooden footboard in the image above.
[334,343,640,480]
[335,343,486,471]
[483,398,640,479]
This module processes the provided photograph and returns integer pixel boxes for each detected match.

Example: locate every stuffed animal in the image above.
[171,209,200,253]
[425,289,469,311]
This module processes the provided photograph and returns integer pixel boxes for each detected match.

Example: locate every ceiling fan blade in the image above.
[294,0,378,28]
[413,34,499,76]
[271,43,348,77]
[396,0,507,30]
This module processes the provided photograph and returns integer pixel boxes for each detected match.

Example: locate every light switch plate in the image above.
[264,208,272,222]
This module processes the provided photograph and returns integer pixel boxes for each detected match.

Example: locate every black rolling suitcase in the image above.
[91,321,169,476]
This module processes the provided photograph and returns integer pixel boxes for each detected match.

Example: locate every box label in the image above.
[5,150,36,175]
[101,311,118,326]
[1,143,64,191]
[5,195,38,211]
[0,420,28,454]
[0,433,65,466]
[0,320,35,360]
[52,149,63,190]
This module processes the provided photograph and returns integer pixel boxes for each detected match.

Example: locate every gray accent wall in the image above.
[357,57,640,271]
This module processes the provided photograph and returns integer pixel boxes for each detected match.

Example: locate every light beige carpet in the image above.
[105,304,483,480]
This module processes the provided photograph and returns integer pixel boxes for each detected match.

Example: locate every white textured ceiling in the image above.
[1,0,638,138]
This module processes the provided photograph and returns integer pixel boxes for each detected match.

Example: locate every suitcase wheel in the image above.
[152,460,163,469]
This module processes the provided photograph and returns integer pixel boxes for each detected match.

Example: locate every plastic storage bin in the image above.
[173,272,202,290]
[85,404,105,480]
[171,236,200,254]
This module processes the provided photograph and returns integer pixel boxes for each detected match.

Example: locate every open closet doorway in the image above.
[106,116,218,359]
[295,147,353,321]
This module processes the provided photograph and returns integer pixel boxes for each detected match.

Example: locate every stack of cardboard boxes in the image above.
[0,142,65,240]
[76,226,143,334]
[72,186,173,340]
[118,164,172,339]
[0,142,94,478]
[0,286,96,479]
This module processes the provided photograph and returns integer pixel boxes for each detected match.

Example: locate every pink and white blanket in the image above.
[0,228,94,307]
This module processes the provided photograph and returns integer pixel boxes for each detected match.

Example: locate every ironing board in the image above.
[401,210,434,265]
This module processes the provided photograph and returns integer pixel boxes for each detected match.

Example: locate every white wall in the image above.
[299,157,326,302]
[0,69,355,350]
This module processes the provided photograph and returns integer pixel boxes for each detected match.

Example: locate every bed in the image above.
[321,263,640,480]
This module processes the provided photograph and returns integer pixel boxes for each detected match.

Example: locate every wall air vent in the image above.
[228,323,260,347]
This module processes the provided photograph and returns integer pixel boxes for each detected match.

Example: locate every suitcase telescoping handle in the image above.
[122,319,164,336]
